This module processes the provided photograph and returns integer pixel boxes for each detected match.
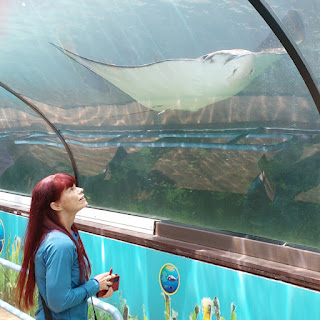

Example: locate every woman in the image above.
[16,173,114,319]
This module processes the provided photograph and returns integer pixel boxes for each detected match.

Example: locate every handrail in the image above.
[0,257,123,320]
[0,299,34,320]
[88,297,123,320]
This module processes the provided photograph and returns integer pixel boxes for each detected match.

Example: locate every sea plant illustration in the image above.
[0,234,38,317]
[162,292,178,320]
[200,297,237,320]
[1,234,238,320]
[88,305,114,320]
[89,289,238,320]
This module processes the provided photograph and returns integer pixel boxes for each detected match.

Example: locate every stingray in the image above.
[52,11,304,112]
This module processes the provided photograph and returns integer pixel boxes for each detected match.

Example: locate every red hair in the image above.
[16,173,91,310]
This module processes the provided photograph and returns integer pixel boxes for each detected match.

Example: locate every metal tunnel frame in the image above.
[248,0,320,113]
[0,81,79,184]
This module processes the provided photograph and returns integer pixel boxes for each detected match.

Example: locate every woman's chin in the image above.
[77,200,88,212]
[81,200,88,208]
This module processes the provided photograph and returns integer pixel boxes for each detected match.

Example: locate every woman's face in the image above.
[57,184,88,214]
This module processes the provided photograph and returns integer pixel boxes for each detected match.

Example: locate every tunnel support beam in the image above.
[0,81,79,184]
[249,0,320,113]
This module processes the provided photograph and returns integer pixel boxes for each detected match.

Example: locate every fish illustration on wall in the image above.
[167,275,179,282]
[52,10,304,112]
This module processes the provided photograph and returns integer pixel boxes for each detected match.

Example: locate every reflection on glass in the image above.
[0,88,73,194]
[268,0,320,87]
[0,0,319,250]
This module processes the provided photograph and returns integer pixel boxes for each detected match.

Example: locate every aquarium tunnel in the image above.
[0,0,320,319]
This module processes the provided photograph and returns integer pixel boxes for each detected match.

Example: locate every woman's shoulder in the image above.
[36,230,79,264]
[41,230,76,251]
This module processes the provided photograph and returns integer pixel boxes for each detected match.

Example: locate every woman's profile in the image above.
[16,173,115,319]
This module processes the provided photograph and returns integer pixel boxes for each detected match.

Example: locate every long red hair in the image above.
[16,173,91,310]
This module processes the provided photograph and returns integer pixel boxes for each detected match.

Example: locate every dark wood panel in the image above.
[74,217,320,292]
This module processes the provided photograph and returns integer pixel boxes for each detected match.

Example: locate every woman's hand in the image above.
[100,287,114,299]
[94,272,114,292]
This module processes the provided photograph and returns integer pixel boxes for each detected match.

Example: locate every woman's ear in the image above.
[50,201,62,211]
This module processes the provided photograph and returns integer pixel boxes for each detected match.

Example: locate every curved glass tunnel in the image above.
[0,0,319,249]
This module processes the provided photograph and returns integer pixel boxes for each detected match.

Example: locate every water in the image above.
[0,125,319,248]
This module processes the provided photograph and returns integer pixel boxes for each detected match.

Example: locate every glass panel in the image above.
[0,87,73,194]
[1,0,319,248]
[267,0,320,87]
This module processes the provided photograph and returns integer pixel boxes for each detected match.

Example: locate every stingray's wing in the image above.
[52,43,220,110]
[253,48,286,76]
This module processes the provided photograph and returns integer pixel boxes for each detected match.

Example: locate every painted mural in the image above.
[1,211,320,320]
[0,218,4,254]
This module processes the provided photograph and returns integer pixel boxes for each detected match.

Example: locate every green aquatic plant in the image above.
[189,305,200,320]
[118,291,138,320]
[88,305,114,320]
[0,234,38,317]
[201,297,236,320]
[140,149,152,156]
[230,303,237,320]
[172,309,178,320]
[201,298,212,320]
[89,282,238,320]
[0,235,18,304]
[161,292,178,320]
[123,304,129,320]
[213,297,221,320]
[162,292,171,320]
[142,305,148,320]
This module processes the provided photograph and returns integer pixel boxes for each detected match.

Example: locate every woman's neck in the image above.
[57,210,76,234]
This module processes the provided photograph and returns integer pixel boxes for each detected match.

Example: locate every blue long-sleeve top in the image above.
[34,230,100,319]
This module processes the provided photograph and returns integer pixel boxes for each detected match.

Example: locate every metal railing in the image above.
[0,257,123,320]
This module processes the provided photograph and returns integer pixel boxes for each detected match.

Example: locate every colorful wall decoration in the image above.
[0,218,4,254]
[1,210,320,320]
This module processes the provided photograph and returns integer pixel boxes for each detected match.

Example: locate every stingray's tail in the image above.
[256,9,305,52]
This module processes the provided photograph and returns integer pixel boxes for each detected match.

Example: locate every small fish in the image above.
[163,284,174,291]
[167,275,179,282]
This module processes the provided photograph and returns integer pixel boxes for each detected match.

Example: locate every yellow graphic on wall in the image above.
[159,263,180,295]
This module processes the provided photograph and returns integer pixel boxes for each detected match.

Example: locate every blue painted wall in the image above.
[1,211,319,319]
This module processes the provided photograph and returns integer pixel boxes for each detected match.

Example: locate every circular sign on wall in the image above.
[159,263,180,295]
[0,219,4,255]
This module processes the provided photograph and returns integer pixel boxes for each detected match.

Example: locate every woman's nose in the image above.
[77,187,83,193]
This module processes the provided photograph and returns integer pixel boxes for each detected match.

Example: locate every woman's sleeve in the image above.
[44,236,100,313]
